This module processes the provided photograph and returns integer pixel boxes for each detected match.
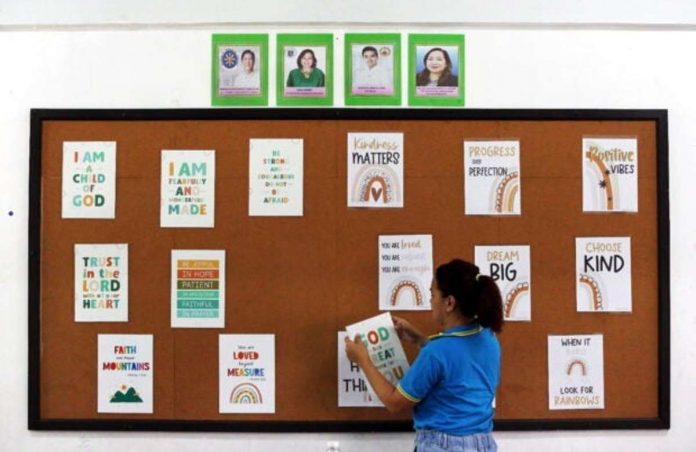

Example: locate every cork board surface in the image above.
[33,111,664,427]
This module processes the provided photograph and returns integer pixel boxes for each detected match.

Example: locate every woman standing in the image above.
[345,259,503,452]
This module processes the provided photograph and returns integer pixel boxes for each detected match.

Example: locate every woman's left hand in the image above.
[344,335,369,365]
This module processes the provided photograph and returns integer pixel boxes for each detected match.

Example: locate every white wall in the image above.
[3,0,696,26]
[1,4,695,452]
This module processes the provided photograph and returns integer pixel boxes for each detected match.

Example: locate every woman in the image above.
[345,259,503,451]
[233,49,259,89]
[286,48,325,88]
[416,47,458,87]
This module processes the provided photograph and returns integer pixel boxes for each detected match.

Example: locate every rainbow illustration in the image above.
[230,382,263,404]
[352,166,400,205]
[579,274,604,311]
[494,172,520,213]
[566,359,588,377]
[503,282,529,318]
[390,279,423,307]
[585,151,615,210]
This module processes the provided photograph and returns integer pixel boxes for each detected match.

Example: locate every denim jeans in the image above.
[414,429,497,452]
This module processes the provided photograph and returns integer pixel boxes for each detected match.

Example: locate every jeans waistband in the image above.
[415,429,497,451]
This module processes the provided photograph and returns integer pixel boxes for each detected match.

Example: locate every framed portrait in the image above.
[344,33,401,106]
[276,33,333,107]
[211,34,269,106]
[408,34,465,107]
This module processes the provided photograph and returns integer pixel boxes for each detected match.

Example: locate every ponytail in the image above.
[435,259,504,333]
[474,274,504,333]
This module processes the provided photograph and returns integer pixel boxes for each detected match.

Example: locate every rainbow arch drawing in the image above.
[230,382,263,404]
[579,273,604,311]
[566,359,588,377]
[585,151,615,210]
[494,172,520,213]
[503,281,529,319]
[390,279,423,307]
[352,166,401,205]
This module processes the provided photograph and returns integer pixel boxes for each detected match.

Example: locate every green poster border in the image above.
[211,34,269,107]
[276,33,334,107]
[344,33,401,106]
[408,34,465,107]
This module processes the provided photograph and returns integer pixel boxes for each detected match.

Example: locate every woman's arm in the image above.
[344,336,415,413]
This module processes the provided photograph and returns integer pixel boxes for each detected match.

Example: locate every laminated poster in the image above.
[171,250,226,328]
[378,234,433,311]
[62,141,116,219]
[219,334,275,413]
[474,245,531,322]
[464,140,521,215]
[345,313,410,390]
[74,244,128,322]
[548,334,604,410]
[160,150,215,228]
[582,138,638,212]
[337,331,383,407]
[249,139,303,216]
[98,334,153,413]
[576,237,632,312]
[347,132,404,208]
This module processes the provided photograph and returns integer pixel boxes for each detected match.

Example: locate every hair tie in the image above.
[475,273,481,281]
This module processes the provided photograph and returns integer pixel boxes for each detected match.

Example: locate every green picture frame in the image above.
[276,33,334,107]
[408,34,465,107]
[344,33,401,106]
[211,34,269,107]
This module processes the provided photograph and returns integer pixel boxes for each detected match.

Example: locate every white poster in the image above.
[219,334,275,414]
[160,150,215,228]
[98,334,153,413]
[249,139,303,216]
[171,250,226,328]
[576,237,632,312]
[347,132,404,208]
[378,234,433,311]
[337,331,383,407]
[582,137,638,212]
[62,141,116,219]
[548,334,604,410]
[345,313,410,389]
[474,245,531,322]
[464,140,521,215]
[74,244,128,322]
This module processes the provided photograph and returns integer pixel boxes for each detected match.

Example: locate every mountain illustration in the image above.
[110,386,143,403]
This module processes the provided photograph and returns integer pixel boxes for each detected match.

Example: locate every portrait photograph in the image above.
[283,46,327,97]
[414,45,460,96]
[276,33,333,106]
[408,34,465,107]
[344,33,401,106]
[350,44,394,95]
[218,45,261,95]
[211,34,268,106]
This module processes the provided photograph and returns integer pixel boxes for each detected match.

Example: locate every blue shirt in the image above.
[396,324,500,436]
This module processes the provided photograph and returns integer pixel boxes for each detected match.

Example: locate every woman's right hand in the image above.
[392,316,426,347]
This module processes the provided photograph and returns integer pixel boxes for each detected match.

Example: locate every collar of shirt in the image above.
[428,323,483,342]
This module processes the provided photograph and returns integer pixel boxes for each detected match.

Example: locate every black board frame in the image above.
[28,108,670,432]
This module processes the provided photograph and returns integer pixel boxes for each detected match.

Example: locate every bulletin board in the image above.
[29,108,670,431]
